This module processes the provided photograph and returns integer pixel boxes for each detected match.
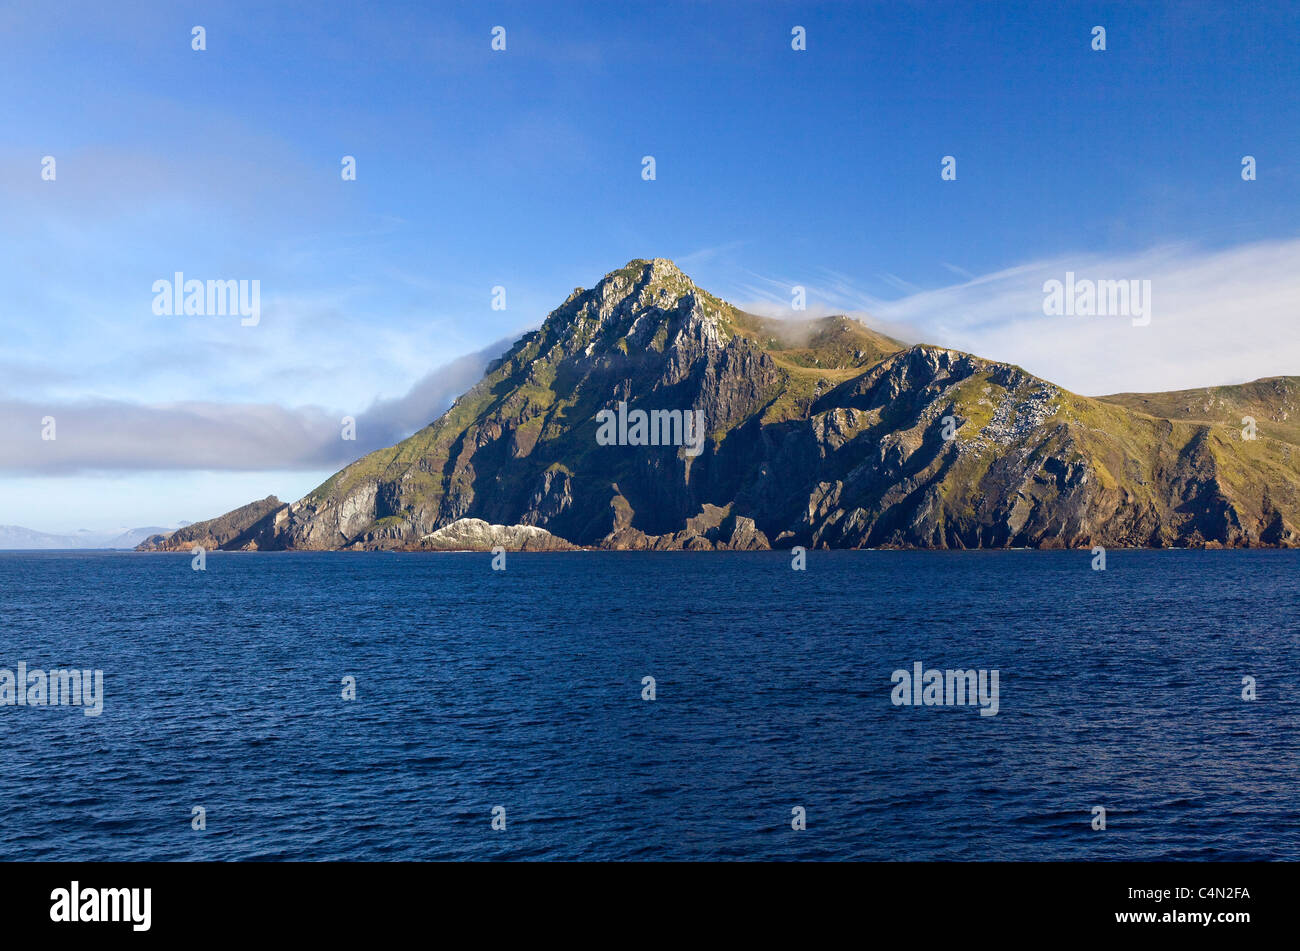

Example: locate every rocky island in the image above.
[139,258,1300,552]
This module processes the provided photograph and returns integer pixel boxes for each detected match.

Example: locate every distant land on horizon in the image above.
[1,524,188,551]
[138,259,1300,554]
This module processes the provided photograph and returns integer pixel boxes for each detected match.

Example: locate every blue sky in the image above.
[2,0,1299,531]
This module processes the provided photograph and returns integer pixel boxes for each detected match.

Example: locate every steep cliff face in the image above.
[143,258,1300,551]
[138,496,287,551]
[732,346,1300,549]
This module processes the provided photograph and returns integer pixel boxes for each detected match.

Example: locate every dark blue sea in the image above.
[1,550,1297,861]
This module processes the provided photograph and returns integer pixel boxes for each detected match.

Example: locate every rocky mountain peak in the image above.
[521,258,726,371]
[588,257,701,319]
[608,256,689,285]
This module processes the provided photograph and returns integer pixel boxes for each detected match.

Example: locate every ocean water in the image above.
[0,549,1297,861]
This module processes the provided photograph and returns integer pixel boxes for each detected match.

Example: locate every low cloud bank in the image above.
[1,339,510,475]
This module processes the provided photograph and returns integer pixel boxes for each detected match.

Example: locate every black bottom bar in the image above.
[0,861,1276,939]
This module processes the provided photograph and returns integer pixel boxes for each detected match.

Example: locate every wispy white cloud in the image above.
[676,241,750,271]
[731,239,1300,395]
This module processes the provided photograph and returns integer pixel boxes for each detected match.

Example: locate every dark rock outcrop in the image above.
[136,496,287,551]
